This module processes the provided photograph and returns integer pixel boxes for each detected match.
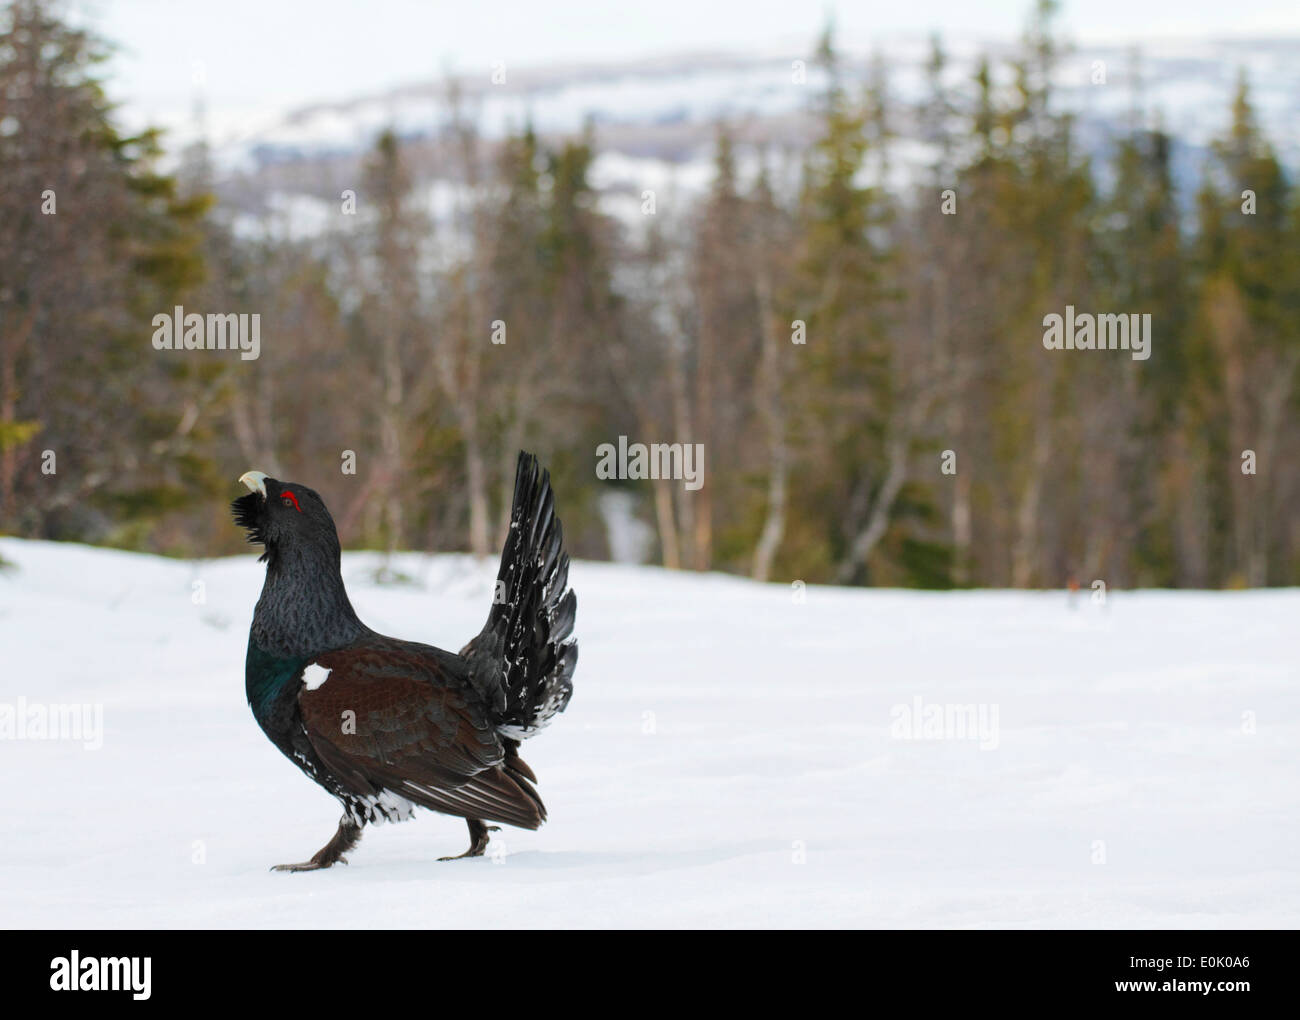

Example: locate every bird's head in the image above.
[232,471,340,564]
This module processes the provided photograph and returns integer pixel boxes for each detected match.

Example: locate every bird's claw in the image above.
[271,854,346,872]
[438,825,499,861]
[438,848,488,861]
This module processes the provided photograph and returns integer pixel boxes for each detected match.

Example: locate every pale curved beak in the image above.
[239,470,268,496]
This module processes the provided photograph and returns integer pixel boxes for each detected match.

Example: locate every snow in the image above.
[1,538,1297,928]
[596,490,655,564]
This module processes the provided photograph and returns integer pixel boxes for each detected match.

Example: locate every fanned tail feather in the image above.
[462,451,577,740]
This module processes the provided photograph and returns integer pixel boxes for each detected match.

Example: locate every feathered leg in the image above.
[272,817,363,872]
[439,818,498,861]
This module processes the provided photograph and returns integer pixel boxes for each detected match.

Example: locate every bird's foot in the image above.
[270,854,348,872]
[437,848,485,861]
[439,821,499,861]
[271,817,363,873]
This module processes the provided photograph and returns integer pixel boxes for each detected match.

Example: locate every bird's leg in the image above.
[272,817,364,872]
[439,818,499,861]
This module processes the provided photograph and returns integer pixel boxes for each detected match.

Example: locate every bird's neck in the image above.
[250,540,366,659]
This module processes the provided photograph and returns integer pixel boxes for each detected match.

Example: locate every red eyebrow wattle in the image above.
[281,490,302,512]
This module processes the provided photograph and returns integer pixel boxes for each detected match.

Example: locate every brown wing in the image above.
[299,640,545,830]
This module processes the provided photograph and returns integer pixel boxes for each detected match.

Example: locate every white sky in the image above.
[75,0,1300,132]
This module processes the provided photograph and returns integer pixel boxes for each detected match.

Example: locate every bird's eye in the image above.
[281,491,302,513]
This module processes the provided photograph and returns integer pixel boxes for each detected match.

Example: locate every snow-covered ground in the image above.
[1,538,1297,928]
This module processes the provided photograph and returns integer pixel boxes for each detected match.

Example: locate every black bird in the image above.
[232,452,576,871]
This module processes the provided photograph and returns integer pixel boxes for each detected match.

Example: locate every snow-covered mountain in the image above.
[189,35,1300,233]
[2,538,1296,927]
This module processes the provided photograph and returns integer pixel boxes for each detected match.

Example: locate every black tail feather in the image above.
[461,452,577,739]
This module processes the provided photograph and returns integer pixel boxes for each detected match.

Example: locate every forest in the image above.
[2,0,1297,589]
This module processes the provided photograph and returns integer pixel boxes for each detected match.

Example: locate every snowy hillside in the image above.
[195,36,1300,236]
[1,538,1297,928]
[201,38,1300,169]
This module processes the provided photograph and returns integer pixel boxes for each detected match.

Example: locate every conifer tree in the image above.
[0,0,208,543]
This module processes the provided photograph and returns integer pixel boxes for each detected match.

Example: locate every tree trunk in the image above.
[653,478,682,570]
[836,434,909,584]
[668,331,695,569]
[692,314,713,572]
[463,410,490,559]
[751,255,787,582]
[1011,429,1052,587]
